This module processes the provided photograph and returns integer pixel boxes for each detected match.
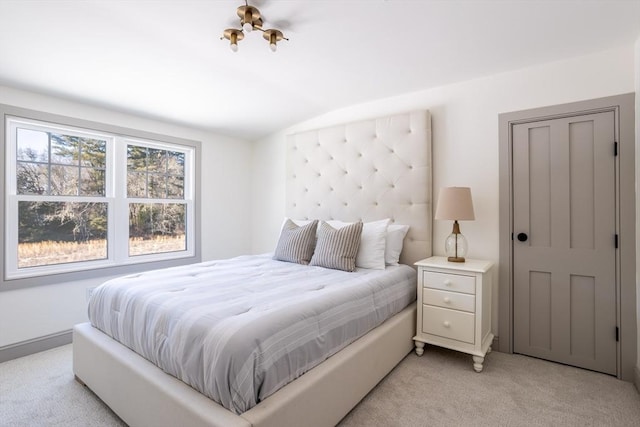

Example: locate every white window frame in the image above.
[4,115,196,280]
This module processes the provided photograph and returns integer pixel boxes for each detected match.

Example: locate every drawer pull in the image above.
[444,280,452,287]
[443,297,451,303]
[443,321,451,328]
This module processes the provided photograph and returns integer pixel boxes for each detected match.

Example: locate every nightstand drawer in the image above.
[422,305,475,344]
[423,271,475,294]
[423,288,475,313]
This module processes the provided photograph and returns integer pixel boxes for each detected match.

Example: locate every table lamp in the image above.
[434,187,475,262]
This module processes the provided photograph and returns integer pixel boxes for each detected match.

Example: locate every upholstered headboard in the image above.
[285,110,432,266]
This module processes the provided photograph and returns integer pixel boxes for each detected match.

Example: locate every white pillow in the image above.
[385,224,410,266]
[327,219,390,270]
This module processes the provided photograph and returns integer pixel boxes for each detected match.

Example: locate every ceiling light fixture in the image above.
[221,1,288,52]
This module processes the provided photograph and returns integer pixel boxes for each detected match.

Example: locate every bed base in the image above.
[73,303,416,427]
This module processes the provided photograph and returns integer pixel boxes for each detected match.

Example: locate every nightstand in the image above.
[413,256,494,372]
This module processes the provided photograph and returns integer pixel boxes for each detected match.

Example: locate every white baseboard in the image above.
[0,330,72,363]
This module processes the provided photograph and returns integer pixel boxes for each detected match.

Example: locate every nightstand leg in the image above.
[415,341,425,356]
[472,355,484,372]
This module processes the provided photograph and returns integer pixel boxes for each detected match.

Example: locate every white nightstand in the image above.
[413,256,494,372]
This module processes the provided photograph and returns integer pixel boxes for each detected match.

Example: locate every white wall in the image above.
[251,45,637,336]
[0,86,253,348]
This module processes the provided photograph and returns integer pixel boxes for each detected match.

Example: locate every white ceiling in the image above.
[0,0,639,141]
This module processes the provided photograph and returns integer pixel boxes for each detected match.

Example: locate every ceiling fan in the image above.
[221,0,288,52]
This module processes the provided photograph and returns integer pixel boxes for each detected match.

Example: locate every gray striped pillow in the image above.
[310,221,363,272]
[273,219,318,265]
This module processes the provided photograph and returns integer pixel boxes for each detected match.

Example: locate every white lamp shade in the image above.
[434,187,475,221]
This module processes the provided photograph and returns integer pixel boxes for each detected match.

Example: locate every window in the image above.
[5,116,196,279]
[126,142,187,257]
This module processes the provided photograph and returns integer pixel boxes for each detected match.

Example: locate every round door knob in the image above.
[443,297,451,303]
[517,232,528,242]
[443,321,451,328]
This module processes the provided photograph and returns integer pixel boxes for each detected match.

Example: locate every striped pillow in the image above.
[273,219,318,265]
[310,221,363,272]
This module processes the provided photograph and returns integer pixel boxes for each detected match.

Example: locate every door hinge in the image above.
[615,326,619,342]
[614,141,618,156]
[615,234,619,249]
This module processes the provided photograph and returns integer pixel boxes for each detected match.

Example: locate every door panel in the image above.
[512,111,616,375]
[528,270,551,350]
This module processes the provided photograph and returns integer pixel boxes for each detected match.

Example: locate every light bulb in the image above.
[243,22,252,33]
[270,42,277,52]
[230,42,238,52]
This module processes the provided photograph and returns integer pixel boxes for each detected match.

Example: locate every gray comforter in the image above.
[88,254,416,414]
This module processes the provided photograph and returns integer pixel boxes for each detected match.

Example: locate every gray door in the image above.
[512,111,617,375]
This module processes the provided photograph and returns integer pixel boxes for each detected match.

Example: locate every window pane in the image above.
[167,175,184,199]
[16,131,107,197]
[80,168,106,196]
[18,201,108,268]
[50,165,79,196]
[127,171,147,198]
[127,145,147,171]
[167,151,184,175]
[148,174,167,198]
[81,138,107,168]
[129,203,186,256]
[50,134,80,165]
[126,145,186,199]
[17,161,48,195]
[17,128,49,162]
[147,148,167,173]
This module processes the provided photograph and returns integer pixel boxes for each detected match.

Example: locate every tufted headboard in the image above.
[285,110,432,266]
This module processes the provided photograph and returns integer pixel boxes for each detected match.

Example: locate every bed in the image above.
[73,110,432,427]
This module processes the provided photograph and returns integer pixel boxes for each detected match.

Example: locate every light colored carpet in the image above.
[0,344,125,427]
[339,346,640,426]
[1,344,638,426]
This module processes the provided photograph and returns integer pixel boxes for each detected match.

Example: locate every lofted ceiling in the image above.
[0,0,639,141]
